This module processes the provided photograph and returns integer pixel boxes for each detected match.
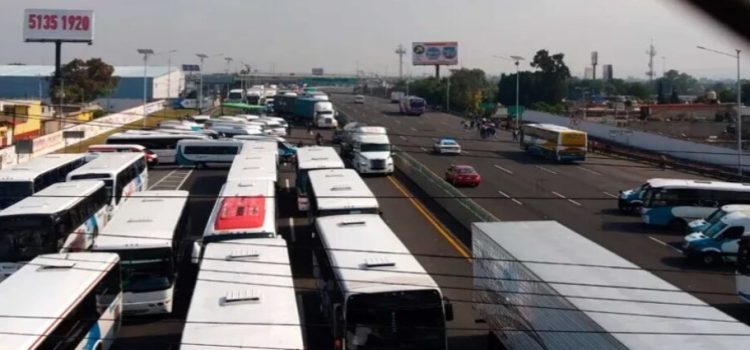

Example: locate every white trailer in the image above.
[473,221,750,350]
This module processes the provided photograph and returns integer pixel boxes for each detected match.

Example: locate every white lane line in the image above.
[289,217,296,242]
[567,198,583,206]
[552,191,582,206]
[494,164,514,174]
[440,121,448,125]
[176,169,193,190]
[649,236,682,253]
[410,127,418,132]
[463,150,470,155]
[394,120,401,124]
[498,190,523,206]
[420,147,428,152]
[399,136,408,141]
[603,192,618,199]
[552,191,566,199]
[536,165,558,175]
[147,169,178,190]
[578,166,602,176]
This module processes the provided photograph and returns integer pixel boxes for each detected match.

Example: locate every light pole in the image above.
[493,55,525,130]
[196,53,208,112]
[224,57,233,97]
[137,49,154,127]
[697,45,743,175]
[162,49,177,100]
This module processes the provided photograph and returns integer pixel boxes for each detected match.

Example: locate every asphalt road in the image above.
[329,92,750,325]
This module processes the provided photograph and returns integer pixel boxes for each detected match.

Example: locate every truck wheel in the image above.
[702,252,721,266]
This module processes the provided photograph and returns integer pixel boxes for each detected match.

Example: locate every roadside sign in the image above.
[507,106,525,119]
[62,131,84,139]
[23,9,94,43]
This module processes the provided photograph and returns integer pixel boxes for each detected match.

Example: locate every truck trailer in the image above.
[473,221,750,350]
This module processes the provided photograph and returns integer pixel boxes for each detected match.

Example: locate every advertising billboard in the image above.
[23,9,94,43]
[311,68,324,76]
[412,42,458,66]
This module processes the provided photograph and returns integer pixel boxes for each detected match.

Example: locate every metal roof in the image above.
[227,152,277,183]
[0,180,104,217]
[308,169,378,211]
[203,180,276,240]
[296,146,344,170]
[0,65,174,78]
[0,154,85,182]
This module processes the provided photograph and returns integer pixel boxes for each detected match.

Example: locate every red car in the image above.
[445,165,481,187]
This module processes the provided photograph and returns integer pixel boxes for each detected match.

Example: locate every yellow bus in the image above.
[520,123,587,162]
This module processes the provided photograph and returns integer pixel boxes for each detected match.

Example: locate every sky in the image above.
[2,0,750,80]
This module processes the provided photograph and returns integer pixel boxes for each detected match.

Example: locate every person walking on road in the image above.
[512,129,519,142]
[315,132,323,146]
[307,122,313,135]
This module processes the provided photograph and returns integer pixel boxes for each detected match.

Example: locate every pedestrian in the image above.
[470,120,475,129]
[307,122,313,135]
[659,154,667,171]
[512,129,519,142]
[315,132,323,146]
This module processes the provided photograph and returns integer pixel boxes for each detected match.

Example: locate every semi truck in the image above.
[473,220,750,350]
[293,98,338,128]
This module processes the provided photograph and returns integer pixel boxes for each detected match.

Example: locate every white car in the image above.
[433,138,462,155]
[354,95,365,104]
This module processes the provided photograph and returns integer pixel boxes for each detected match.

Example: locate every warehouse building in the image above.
[0,65,183,111]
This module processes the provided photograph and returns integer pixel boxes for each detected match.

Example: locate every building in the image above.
[584,67,594,80]
[602,64,614,81]
[0,100,47,146]
[0,65,184,111]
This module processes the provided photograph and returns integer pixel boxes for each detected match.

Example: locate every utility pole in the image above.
[646,40,657,86]
[395,44,406,80]
[138,49,154,127]
[196,54,208,112]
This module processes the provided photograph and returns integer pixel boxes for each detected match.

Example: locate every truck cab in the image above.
[351,128,394,175]
[313,101,337,128]
[683,211,750,265]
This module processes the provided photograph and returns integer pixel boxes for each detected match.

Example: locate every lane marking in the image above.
[463,150,470,155]
[578,166,602,176]
[603,192,618,199]
[394,120,401,124]
[494,164,513,174]
[289,217,296,243]
[176,169,193,190]
[420,147,427,152]
[498,190,523,206]
[387,176,471,260]
[567,199,583,206]
[536,165,558,175]
[552,191,582,206]
[552,191,566,199]
[147,169,178,190]
[512,198,524,206]
[399,136,408,141]
[410,127,418,132]
[649,236,682,253]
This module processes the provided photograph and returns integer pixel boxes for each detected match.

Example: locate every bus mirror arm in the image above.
[443,298,454,321]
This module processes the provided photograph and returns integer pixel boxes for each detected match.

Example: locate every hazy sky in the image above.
[2,0,750,79]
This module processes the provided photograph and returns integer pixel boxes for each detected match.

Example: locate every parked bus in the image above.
[181,238,304,350]
[399,95,426,116]
[106,130,208,163]
[91,190,190,315]
[295,146,345,211]
[0,252,122,350]
[227,152,278,184]
[0,153,87,209]
[520,123,588,162]
[314,214,452,349]
[617,178,671,213]
[175,140,242,168]
[307,168,379,223]
[87,144,159,168]
[67,153,149,207]
[202,180,276,243]
[640,179,750,230]
[0,180,111,281]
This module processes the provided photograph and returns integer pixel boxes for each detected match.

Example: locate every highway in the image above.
[113,127,487,349]
[329,92,750,325]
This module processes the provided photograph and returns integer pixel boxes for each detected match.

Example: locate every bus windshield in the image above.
[705,209,727,225]
[0,215,57,262]
[113,247,174,293]
[0,182,34,209]
[704,221,728,238]
[360,143,391,152]
[345,290,445,350]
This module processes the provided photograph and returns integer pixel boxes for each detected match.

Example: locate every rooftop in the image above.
[0,65,175,78]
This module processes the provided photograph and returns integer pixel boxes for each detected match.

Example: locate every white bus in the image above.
[181,238,304,350]
[295,146,345,211]
[91,190,190,315]
[106,130,208,163]
[640,179,750,230]
[0,180,111,281]
[175,139,242,168]
[201,180,276,244]
[314,214,453,350]
[520,123,588,162]
[67,153,149,207]
[227,152,278,184]
[307,168,379,222]
[0,252,122,350]
[0,153,87,209]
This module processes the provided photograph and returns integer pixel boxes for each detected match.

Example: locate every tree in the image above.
[50,58,119,103]
[446,68,495,114]
[669,88,681,103]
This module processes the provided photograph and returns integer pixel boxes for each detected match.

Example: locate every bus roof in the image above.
[67,153,144,179]
[296,146,344,171]
[108,130,208,140]
[0,180,104,217]
[0,252,119,350]
[308,169,378,211]
[315,214,440,295]
[0,153,85,182]
[227,153,277,183]
[525,123,586,134]
[237,139,278,156]
[203,180,276,240]
[182,238,303,350]
[92,190,189,251]
[648,178,750,191]
[473,221,750,349]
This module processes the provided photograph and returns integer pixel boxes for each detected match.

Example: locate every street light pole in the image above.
[697,45,743,175]
[137,49,154,128]
[510,56,525,130]
[196,53,208,112]
[163,49,177,100]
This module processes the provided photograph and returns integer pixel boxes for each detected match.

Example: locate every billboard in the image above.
[23,9,94,43]
[311,68,324,76]
[412,42,458,65]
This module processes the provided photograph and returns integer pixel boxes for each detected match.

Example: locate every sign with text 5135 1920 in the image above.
[23,9,94,43]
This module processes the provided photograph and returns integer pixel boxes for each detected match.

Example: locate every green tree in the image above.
[446,68,495,113]
[50,58,119,103]
[669,88,681,103]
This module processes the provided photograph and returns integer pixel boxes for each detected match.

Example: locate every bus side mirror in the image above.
[444,298,454,321]
[191,240,203,264]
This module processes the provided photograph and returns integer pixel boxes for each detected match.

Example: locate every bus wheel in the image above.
[702,252,721,266]
[668,219,687,232]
